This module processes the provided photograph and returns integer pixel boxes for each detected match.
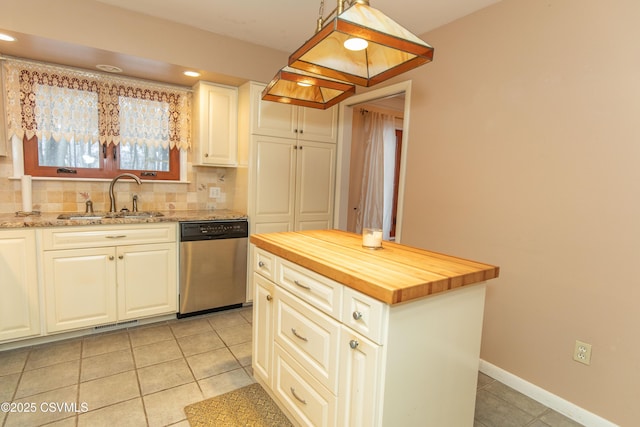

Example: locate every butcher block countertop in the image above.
[250,229,500,305]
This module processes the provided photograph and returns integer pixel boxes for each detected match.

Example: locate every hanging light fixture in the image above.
[261,66,355,110]
[289,0,434,87]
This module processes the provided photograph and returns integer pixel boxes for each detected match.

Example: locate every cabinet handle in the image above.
[258,261,265,268]
[349,339,359,349]
[105,235,126,239]
[299,129,304,134]
[290,387,307,405]
[291,328,308,342]
[293,280,311,291]
[294,129,299,133]
[118,255,124,260]
[266,294,272,301]
[204,153,209,157]
[109,256,115,261]
[353,311,363,320]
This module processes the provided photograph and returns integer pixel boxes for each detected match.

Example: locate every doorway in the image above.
[334,81,412,243]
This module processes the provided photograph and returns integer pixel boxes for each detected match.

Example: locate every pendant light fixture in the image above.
[289,0,434,87]
[261,66,355,110]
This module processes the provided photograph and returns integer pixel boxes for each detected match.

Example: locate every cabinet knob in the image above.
[294,129,299,133]
[118,255,124,260]
[299,129,304,134]
[109,256,115,261]
[266,294,272,301]
[258,261,265,268]
[352,311,363,320]
[204,153,209,157]
[349,339,359,349]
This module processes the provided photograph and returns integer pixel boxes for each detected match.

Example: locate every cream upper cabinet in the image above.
[250,84,338,143]
[0,78,7,157]
[41,224,178,333]
[0,230,40,342]
[193,81,239,166]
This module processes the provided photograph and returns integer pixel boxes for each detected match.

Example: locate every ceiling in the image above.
[0,0,500,87]
[94,0,501,53]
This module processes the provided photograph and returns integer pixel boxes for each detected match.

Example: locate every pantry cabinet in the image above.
[41,224,177,333]
[193,81,239,166]
[0,229,40,342]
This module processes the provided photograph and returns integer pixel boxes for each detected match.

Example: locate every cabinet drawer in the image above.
[252,246,276,281]
[342,287,388,345]
[275,288,340,393]
[42,223,177,250]
[277,258,342,320]
[273,343,337,427]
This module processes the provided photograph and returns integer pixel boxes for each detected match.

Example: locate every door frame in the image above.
[334,80,412,243]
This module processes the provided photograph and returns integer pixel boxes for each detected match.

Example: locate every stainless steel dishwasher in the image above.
[178,219,248,318]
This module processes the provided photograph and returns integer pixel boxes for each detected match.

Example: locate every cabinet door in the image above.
[117,243,177,320]
[252,273,275,386]
[253,135,296,228]
[44,248,117,333]
[338,328,382,427]
[0,230,39,341]
[251,83,298,139]
[295,141,336,231]
[194,82,238,166]
[297,107,338,143]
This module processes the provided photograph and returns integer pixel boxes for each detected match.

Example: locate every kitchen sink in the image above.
[57,211,164,220]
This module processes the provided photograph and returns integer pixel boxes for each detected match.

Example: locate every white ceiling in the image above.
[95,0,501,52]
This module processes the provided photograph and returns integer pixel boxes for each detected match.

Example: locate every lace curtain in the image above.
[3,58,192,151]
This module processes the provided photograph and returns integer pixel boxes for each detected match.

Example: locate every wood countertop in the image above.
[250,229,500,305]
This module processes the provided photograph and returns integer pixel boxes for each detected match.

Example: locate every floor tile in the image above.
[25,340,82,370]
[169,318,213,338]
[82,331,130,358]
[81,348,135,382]
[474,388,536,427]
[79,370,140,411]
[477,371,495,389]
[176,331,225,356]
[133,339,183,368]
[0,349,29,376]
[41,416,78,426]
[238,307,253,323]
[538,409,585,426]
[128,324,173,348]
[137,358,195,395]
[143,382,203,427]
[4,384,78,427]
[15,359,80,399]
[483,380,548,417]
[229,341,252,367]
[78,397,147,427]
[207,311,249,330]
[187,347,241,380]
[214,323,252,346]
[0,372,20,402]
[198,368,255,399]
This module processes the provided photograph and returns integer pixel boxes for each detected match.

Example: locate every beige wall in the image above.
[398,0,639,424]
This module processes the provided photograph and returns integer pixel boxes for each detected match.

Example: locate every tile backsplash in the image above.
[0,149,245,214]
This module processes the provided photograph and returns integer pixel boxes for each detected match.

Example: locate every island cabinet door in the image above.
[338,327,382,427]
[116,243,177,321]
[252,273,275,386]
[44,247,117,333]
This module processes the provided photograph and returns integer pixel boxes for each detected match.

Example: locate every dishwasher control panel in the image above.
[180,220,248,241]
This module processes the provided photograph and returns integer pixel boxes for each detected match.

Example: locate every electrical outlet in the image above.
[573,340,592,365]
[209,187,221,198]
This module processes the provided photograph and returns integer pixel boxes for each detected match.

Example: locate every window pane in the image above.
[37,137,101,168]
[119,143,169,171]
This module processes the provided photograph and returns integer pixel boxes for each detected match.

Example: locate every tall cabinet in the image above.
[239,82,338,235]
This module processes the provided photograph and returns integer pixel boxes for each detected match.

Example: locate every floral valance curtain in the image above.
[3,58,192,150]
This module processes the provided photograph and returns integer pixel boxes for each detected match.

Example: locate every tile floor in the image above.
[0,307,583,427]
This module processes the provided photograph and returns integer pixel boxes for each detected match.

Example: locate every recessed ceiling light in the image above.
[0,33,16,42]
[183,71,200,77]
[96,64,123,73]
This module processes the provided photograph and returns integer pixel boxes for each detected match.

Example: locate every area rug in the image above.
[184,383,294,427]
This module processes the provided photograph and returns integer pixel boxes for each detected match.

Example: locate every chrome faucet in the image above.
[109,173,141,212]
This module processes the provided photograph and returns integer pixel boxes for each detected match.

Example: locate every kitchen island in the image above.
[250,229,499,427]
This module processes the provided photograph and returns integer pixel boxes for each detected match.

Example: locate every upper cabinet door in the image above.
[296,107,338,144]
[193,82,239,166]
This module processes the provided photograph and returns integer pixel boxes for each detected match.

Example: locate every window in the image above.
[3,58,191,180]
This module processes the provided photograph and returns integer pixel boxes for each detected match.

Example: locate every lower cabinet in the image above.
[0,229,40,342]
[42,224,178,333]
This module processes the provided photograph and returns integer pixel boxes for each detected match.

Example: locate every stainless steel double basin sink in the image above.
[57,211,165,220]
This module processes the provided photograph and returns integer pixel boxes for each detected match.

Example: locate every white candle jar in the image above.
[362,227,383,249]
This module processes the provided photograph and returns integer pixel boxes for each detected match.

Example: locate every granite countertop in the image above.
[250,229,500,305]
[0,209,247,229]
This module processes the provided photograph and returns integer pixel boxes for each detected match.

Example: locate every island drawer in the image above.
[277,258,343,320]
[41,224,177,250]
[275,287,340,393]
[342,287,388,345]
[252,246,276,281]
[273,343,337,427]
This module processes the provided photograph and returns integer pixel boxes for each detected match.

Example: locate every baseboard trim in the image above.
[479,360,618,427]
